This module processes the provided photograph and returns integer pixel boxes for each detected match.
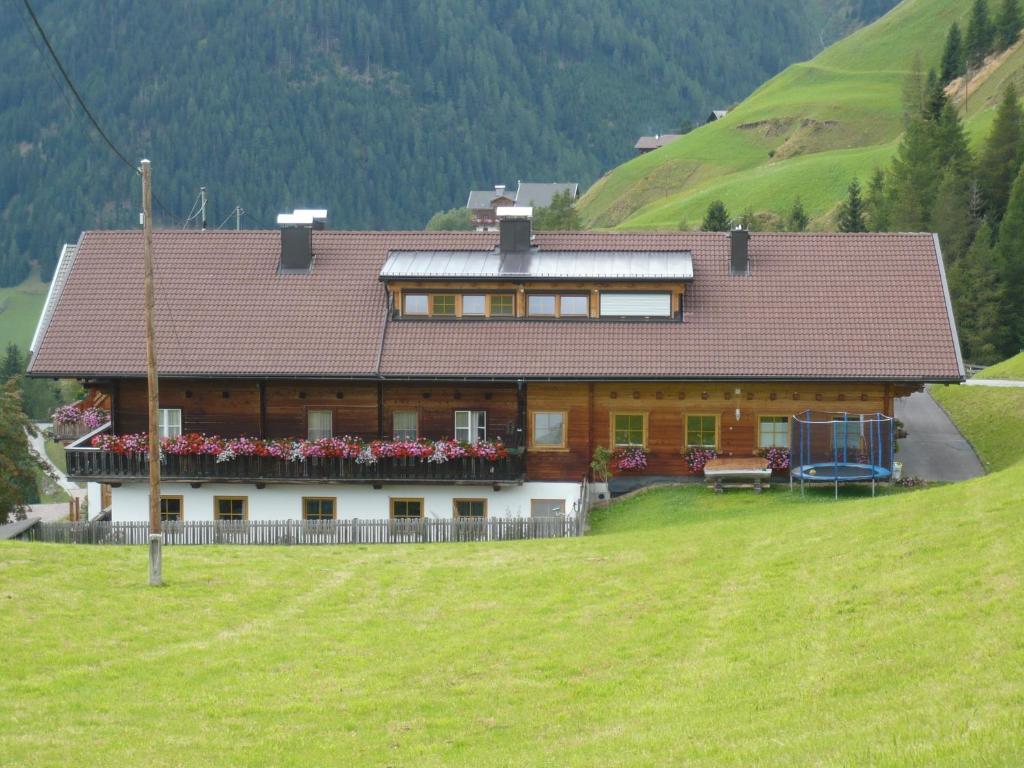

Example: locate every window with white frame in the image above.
[158,408,182,438]
[454,410,486,442]
[307,410,333,440]
[758,416,790,449]
[532,411,566,448]
[393,411,418,440]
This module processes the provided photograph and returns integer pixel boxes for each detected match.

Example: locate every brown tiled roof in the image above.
[28,230,964,382]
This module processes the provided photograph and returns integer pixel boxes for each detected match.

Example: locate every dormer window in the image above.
[527,293,589,318]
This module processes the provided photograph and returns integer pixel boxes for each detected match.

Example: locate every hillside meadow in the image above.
[1,384,1022,766]
[578,0,1020,230]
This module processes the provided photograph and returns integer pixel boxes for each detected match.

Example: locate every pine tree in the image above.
[932,102,973,172]
[702,200,731,231]
[0,379,44,523]
[865,168,890,231]
[901,52,926,125]
[949,221,1012,363]
[888,118,940,231]
[940,22,967,84]
[997,0,1023,49]
[966,0,997,67]
[978,83,1024,222]
[1,344,21,381]
[924,69,950,121]
[837,178,868,233]
[787,197,809,231]
[933,169,978,265]
[996,164,1024,350]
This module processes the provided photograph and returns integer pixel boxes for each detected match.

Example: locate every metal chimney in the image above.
[497,206,533,254]
[730,227,750,275]
[276,209,327,272]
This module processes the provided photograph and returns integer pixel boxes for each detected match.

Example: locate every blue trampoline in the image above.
[790,410,895,497]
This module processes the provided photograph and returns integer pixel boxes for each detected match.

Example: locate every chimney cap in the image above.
[276,209,328,226]
[496,206,533,219]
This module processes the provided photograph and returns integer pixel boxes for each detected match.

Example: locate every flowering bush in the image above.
[896,475,926,488]
[81,408,109,429]
[52,404,82,425]
[613,446,647,472]
[90,432,509,464]
[684,446,718,474]
[755,446,791,471]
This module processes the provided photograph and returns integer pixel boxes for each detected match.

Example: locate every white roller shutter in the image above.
[599,292,671,317]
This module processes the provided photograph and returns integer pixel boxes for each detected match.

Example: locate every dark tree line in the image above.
[0,0,896,288]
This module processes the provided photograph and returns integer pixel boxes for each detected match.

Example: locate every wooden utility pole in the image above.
[141,160,163,571]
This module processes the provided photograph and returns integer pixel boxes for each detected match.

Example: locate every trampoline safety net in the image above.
[790,410,895,495]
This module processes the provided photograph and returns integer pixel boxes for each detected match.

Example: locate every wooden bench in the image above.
[703,457,772,493]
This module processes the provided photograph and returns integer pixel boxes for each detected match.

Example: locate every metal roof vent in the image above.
[276,209,327,273]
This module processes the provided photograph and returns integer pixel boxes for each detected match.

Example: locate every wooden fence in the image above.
[21,516,584,545]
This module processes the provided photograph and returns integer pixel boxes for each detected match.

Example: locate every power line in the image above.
[19,0,183,224]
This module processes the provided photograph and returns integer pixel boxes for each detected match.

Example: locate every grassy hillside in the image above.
[0,268,46,352]
[2,387,1022,765]
[578,0,1017,230]
[933,383,1024,471]
[973,352,1024,380]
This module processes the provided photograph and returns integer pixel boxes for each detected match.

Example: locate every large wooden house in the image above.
[28,209,964,522]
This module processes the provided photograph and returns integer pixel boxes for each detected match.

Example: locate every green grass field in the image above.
[577,0,1017,230]
[1,384,1022,766]
[932,383,1024,472]
[0,267,48,353]
[973,352,1024,381]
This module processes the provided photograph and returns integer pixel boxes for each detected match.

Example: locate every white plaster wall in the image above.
[110,481,582,522]
[86,482,103,520]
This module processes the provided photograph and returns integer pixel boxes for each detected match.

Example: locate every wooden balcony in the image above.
[65,427,524,486]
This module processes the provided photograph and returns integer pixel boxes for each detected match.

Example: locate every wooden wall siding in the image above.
[114,379,261,435]
[525,381,890,480]
[264,381,378,439]
[382,383,519,441]
[525,383,591,480]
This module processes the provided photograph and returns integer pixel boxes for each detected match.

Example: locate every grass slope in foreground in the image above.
[2,388,1023,766]
[972,351,1024,381]
[577,0,1012,230]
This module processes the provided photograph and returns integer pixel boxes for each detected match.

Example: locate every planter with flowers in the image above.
[50,404,109,440]
[684,446,718,475]
[754,447,791,474]
[612,446,648,473]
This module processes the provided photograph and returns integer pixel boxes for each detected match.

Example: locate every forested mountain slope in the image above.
[0,0,895,286]
[576,0,977,229]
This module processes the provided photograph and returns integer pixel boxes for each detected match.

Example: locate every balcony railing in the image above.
[65,425,524,485]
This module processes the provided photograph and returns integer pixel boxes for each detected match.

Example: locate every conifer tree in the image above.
[888,118,940,231]
[978,83,1024,222]
[865,168,890,231]
[950,221,1012,363]
[702,200,731,231]
[933,170,978,265]
[997,0,1023,49]
[533,190,582,230]
[901,52,926,125]
[967,0,996,67]
[924,69,949,121]
[787,197,809,232]
[0,379,43,523]
[940,23,967,84]
[837,178,868,233]
[996,165,1024,349]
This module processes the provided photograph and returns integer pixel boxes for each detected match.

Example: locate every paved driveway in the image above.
[894,389,984,482]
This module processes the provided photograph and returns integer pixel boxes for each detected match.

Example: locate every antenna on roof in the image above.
[200,186,207,230]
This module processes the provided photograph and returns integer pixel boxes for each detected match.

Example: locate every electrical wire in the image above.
[20,0,183,224]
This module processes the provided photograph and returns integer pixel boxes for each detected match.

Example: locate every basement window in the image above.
[214,496,247,521]
[391,498,424,519]
[159,496,183,522]
[303,497,336,521]
[454,499,487,518]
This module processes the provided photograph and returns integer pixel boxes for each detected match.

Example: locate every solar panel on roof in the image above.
[379,250,694,280]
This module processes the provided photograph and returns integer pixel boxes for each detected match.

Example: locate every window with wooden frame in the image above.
[403,293,429,315]
[757,415,790,449]
[488,294,515,316]
[159,496,183,522]
[158,407,182,438]
[526,293,589,317]
[453,498,487,518]
[307,409,333,440]
[685,414,719,449]
[530,410,567,449]
[431,294,456,316]
[611,412,647,447]
[303,497,336,521]
[214,496,248,521]
[393,410,419,440]
[390,497,424,519]
[454,410,487,442]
